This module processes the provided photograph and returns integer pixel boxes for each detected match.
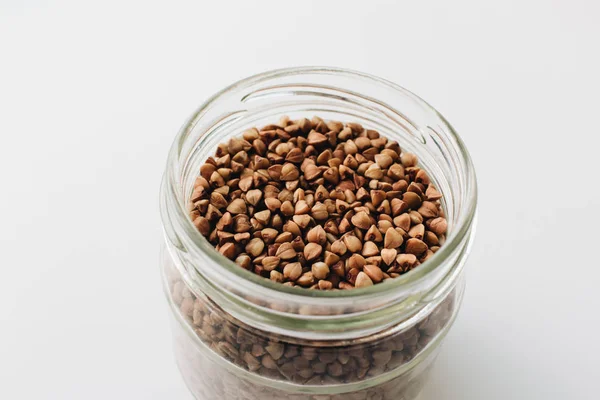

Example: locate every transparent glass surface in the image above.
[163,249,463,399]
[159,67,477,399]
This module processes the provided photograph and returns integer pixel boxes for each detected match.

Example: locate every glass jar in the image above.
[159,67,477,400]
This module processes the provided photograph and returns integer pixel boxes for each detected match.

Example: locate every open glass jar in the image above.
[160,67,477,400]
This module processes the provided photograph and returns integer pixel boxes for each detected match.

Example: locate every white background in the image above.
[1,1,599,399]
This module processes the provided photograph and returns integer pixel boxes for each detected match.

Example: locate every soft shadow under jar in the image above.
[159,67,477,400]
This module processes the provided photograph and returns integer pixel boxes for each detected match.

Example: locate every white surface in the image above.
[1,1,599,399]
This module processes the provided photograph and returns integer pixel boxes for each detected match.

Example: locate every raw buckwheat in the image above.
[189,116,447,290]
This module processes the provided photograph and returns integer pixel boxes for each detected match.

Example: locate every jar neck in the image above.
[159,67,478,341]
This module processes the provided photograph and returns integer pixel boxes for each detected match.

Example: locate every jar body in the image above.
[163,247,465,400]
[159,67,477,400]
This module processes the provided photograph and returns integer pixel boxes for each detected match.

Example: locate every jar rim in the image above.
[161,66,478,302]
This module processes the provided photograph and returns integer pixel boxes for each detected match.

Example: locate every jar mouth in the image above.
[161,66,477,302]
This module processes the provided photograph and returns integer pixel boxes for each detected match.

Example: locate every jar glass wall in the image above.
[160,67,477,399]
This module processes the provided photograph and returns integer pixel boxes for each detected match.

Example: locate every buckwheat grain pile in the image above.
[189,116,447,289]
